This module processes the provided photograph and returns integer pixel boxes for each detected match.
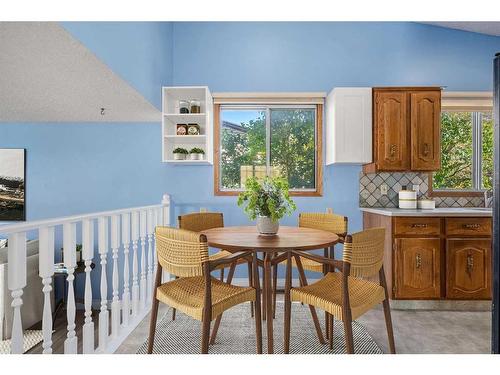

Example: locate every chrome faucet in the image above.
[484,190,493,208]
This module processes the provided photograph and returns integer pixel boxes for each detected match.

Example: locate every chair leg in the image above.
[172,276,179,321]
[294,256,325,345]
[272,263,278,319]
[380,266,396,354]
[325,311,329,340]
[147,265,163,354]
[343,316,354,354]
[284,252,292,354]
[147,297,159,354]
[382,298,396,354]
[328,313,334,350]
[201,314,211,354]
[209,262,236,345]
[247,261,254,318]
[252,254,263,354]
[220,268,224,282]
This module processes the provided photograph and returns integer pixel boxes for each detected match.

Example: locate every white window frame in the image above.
[217,104,320,194]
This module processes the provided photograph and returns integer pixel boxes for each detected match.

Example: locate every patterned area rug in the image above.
[138,302,383,354]
[0,330,44,354]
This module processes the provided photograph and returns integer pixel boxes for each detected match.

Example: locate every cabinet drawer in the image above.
[394,217,441,236]
[445,218,491,237]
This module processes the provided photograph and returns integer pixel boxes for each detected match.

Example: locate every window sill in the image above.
[214,189,323,197]
[428,189,485,197]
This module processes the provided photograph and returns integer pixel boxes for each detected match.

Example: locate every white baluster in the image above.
[121,213,131,327]
[139,210,147,310]
[146,210,154,303]
[38,226,55,354]
[110,215,120,339]
[98,216,109,352]
[82,219,95,354]
[8,232,27,354]
[63,222,77,353]
[131,211,140,317]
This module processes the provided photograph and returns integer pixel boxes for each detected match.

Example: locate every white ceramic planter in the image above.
[256,216,279,235]
[189,153,204,160]
[173,153,187,160]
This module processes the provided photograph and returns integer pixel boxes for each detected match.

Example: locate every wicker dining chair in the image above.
[273,212,347,340]
[283,227,395,354]
[176,212,254,345]
[148,226,262,354]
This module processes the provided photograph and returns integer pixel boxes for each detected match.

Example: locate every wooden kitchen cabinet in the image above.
[410,91,441,170]
[446,239,491,299]
[366,87,442,173]
[363,212,492,300]
[374,90,409,170]
[395,238,441,299]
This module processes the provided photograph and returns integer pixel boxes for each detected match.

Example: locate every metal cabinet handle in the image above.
[411,223,428,228]
[423,143,430,156]
[415,254,422,269]
[466,254,474,276]
[463,223,481,229]
[389,144,397,156]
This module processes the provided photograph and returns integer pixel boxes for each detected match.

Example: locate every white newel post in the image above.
[146,209,154,303]
[139,210,147,310]
[63,222,77,354]
[111,215,120,339]
[121,213,131,327]
[81,219,95,354]
[153,209,159,276]
[38,226,55,354]
[8,232,27,354]
[98,216,109,352]
[131,211,140,317]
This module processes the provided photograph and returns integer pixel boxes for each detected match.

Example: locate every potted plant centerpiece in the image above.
[237,176,296,235]
[189,147,205,160]
[173,147,189,160]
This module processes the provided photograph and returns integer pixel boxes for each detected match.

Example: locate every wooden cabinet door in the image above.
[410,91,441,170]
[395,238,441,299]
[374,90,409,170]
[446,239,491,299]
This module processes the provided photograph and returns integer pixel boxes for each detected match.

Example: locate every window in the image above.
[214,104,322,196]
[432,111,493,193]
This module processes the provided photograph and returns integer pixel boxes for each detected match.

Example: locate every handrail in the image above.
[0,203,163,235]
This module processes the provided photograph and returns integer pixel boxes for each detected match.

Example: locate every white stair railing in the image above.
[0,194,170,354]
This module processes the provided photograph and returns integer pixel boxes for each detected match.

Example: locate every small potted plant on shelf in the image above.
[189,147,205,160]
[173,147,189,160]
[237,176,296,236]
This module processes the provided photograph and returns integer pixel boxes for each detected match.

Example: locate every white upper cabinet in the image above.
[325,87,372,165]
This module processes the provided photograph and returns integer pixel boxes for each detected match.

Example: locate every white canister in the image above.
[399,189,417,209]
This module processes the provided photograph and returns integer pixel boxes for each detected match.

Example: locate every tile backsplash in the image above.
[359,172,485,208]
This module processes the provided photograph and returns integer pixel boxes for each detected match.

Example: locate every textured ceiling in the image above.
[423,22,500,37]
[0,22,160,122]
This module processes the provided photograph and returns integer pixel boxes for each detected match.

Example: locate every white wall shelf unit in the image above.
[325,87,372,165]
[162,86,213,164]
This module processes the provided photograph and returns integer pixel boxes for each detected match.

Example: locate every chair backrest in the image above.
[155,226,209,277]
[178,212,224,232]
[342,227,385,278]
[298,212,348,236]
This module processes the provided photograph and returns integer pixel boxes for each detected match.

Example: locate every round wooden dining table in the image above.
[201,225,340,354]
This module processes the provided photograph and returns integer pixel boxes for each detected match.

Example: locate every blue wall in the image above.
[2,22,500,282]
[62,22,173,109]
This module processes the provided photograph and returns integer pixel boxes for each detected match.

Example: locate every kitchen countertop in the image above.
[360,207,492,217]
